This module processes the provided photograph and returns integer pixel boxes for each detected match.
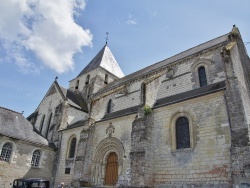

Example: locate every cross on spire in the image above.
[106,32,109,45]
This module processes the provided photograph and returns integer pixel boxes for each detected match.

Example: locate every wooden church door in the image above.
[104,152,118,185]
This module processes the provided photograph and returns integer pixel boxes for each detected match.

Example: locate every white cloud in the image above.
[126,14,137,25]
[0,0,92,74]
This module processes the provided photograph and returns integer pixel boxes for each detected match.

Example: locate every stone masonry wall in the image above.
[34,86,63,136]
[69,67,117,92]
[157,48,225,100]
[54,127,82,187]
[150,91,232,187]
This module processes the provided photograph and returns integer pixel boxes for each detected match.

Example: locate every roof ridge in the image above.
[0,106,21,114]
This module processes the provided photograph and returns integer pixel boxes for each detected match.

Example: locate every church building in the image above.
[1,26,250,187]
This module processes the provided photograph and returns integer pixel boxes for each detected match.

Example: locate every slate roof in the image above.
[93,33,229,97]
[154,81,226,108]
[62,119,88,131]
[99,105,139,122]
[0,107,48,146]
[59,85,88,112]
[77,45,124,78]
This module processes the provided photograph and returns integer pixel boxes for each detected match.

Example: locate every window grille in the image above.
[198,66,207,87]
[0,143,12,162]
[31,150,41,167]
[176,117,190,149]
[69,138,76,158]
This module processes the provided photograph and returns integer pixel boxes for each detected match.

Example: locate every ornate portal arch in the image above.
[91,137,125,186]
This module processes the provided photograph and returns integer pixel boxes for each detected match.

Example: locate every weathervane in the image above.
[106,32,109,45]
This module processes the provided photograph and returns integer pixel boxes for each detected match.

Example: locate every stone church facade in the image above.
[1,26,250,187]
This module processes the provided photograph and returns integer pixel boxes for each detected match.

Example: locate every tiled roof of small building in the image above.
[0,106,48,146]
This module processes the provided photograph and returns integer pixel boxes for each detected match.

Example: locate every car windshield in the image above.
[13,181,26,188]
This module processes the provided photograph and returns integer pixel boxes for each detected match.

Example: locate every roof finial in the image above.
[106,32,109,45]
[55,76,58,80]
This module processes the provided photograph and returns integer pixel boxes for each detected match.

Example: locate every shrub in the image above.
[144,105,152,116]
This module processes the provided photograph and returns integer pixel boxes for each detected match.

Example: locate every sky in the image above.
[0,0,250,117]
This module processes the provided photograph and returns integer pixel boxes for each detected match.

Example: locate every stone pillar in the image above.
[221,29,250,186]
[130,113,154,187]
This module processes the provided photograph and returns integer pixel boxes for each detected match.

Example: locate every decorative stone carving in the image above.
[220,47,230,63]
[106,122,115,138]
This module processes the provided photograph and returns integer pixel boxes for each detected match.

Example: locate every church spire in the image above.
[76,45,124,78]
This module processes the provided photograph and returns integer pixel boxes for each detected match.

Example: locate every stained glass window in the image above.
[176,117,190,149]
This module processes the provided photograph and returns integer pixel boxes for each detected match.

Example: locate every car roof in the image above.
[14,178,49,182]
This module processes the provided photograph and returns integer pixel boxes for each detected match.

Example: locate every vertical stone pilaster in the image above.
[71,123,95,187]
[130,113,154,187]
[221,29,250,186]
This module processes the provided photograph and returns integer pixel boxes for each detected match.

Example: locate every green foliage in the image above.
[144,105,152,116]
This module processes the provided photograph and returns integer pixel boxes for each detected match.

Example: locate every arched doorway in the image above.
[92,137,125,186]
[104,152,118,185]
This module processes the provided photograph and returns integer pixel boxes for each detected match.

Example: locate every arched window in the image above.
[69,137,77,158]
[31,150,41,167]
[45,113,53,138]
[104,74,108,84]
[0,143,13,162]
[75,80,79,90]
[176,117,190,149]
[85,74,90,85]
[107,99,112,114]
[198,66,207,87]
[39,115,45,133]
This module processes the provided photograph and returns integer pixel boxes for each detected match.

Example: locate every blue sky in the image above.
[0,0,250,117]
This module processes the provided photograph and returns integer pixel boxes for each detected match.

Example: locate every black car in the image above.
[13,178,50,188]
